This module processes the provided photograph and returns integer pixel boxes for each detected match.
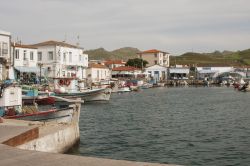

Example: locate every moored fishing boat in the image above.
[117,86,131,93]
[0,82,81,123]
[5,106,74,123]
[53,78,112,102]
[141,83,153,89]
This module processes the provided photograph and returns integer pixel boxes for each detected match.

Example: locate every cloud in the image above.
[1,0,250,54]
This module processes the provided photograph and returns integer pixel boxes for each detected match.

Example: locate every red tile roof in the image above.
[104,60,126,65]
[32,40,80,49]
[89,63,108,69]
[138,49,168,54]
[112,66,141,71]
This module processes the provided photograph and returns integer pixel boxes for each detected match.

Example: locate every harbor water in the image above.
[72,87,250,166]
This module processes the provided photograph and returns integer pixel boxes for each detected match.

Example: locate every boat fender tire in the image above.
[59,79,64,86]
[65,79,71,86]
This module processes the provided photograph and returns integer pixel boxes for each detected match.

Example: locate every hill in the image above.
[84,47,250,66]
[84,47,139,61]
[170,49,250,66]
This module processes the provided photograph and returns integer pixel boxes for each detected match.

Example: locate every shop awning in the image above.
[198,70,218,74]
[169,68,190,74]
[15,66,44,73]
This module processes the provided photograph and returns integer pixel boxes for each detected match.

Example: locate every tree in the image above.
[126,58,148,68]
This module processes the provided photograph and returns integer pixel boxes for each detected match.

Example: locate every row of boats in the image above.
[0,77,162,122]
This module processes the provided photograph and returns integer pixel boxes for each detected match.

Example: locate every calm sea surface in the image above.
[71,87,250,166]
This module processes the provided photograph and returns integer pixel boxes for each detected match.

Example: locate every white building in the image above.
[104,60,126,69]
[112,66,142,78]
[196,66,234,80]
[169,67,190,80]
[0,30,11,80]
[138,49,170,67]
[87,63,111,83]
[145,65,168,82]
[32,40,88,79]
[9,43,40,81]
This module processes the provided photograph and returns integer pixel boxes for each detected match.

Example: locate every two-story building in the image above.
[0,30,11,80]
[32,40,88,79]
[87,63,111,83]
[9,43,40,83]
[138,49,170,67]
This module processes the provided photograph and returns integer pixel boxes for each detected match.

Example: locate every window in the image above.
[69,52,72,62]
[97,70,99,78]
[62,71,66,77]
[79,55,81,61]
[38,52,42,61]
[2,42,8,55]
[48,51,53,60]
[154,60,157,65]
[23,50,27,60]
[30,51,34,60]
[154,53,157,58]
[15,49,19,59]
[63,53,66,62]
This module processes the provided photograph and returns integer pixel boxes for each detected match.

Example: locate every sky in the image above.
[1,0,250,55]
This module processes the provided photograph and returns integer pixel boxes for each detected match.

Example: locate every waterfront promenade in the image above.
[0,119,179,166]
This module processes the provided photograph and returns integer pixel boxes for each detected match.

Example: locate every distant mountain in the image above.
[84,47,140,61]
[85,47,250,66]
[170,49,250,66]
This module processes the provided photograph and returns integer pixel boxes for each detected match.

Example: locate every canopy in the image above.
[15,66,44,73]
[198,70,218,74]
[169,68,189,74]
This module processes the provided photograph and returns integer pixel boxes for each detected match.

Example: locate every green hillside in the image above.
[84,47,139,61]
[170,49,250,66]
[85,47,250,66]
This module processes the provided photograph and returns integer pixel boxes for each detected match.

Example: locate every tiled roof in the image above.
[32,40,80,49]
[104,60,125,65]
[12,43,37,49]
[112,66,141,71]
[89,63,108,69]
[138,49,168,54]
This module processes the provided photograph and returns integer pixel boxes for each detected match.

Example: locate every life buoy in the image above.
[59,79,64,86]
[64,79,71,86]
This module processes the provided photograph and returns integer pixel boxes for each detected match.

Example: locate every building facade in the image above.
[9,43,40,82]
[196,66,234,80]
[145,65,168,82]
[87,63,111,83]
[0,30,11,80]
[138,49,170,67]
[169,66,190,80]
[32,40,88,79]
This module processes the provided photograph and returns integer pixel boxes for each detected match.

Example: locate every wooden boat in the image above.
[22,88,56,105]
[55,88,112,102]
[54,78,112,102]
[1,82,82,123]
[22,95,55,105]
[141,83,153,89]
[4,106,74,122]
[117,87,131,93]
